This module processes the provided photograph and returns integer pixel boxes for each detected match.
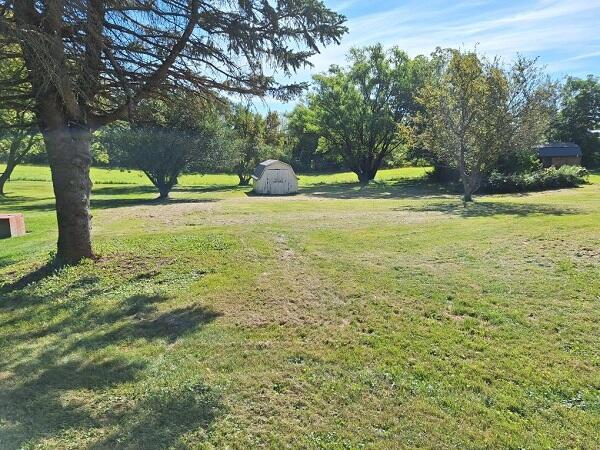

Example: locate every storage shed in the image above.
[538,143,582,168]
[251,160,298,195]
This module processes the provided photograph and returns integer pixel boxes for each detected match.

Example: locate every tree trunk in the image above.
[356,167,377,185]
[44,127,94,264]
[0,161,15,195]
[157,185,171,200]
[462,177,474,202]
[238,175,251,186]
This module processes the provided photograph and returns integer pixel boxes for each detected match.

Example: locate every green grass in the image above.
[0,164,430,186]
[0,166,599,448]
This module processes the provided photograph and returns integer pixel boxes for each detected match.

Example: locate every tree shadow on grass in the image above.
[93,183,246,197]
[300,178,453,200]
[0,259,64,295]
[0,195,57,212]
[90,196,220,210]
[0,196,221,214]
[0,255,16,270]
[176,184,247,194]
[0,194,55,205]
[0,266,222,448]
[400,201,579,217]
[92,185,159,196]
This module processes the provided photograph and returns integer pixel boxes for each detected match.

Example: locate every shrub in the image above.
[486,166,588,194]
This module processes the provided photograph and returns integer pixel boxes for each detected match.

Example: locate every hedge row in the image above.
[485,166,589,194]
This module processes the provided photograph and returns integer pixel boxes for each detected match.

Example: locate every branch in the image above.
[91,0,201,128]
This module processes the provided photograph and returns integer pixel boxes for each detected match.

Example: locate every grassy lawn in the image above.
[0,166,598,448]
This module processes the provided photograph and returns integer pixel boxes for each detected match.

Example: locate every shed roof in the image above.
[537,143,582,157]
[252,159,292,179]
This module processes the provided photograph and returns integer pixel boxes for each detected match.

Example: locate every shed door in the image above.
[267,169,286,194]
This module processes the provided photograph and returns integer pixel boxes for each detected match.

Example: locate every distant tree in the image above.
[228,106,267,186]
[309,45,430,183]
[1,0,346,263]
[285,103,342,172]
[226,106,288,185]
[101,96,226,199]
[417,49,556,201]
[0,110,43,195]
[550,75,600,168]
[0,44,43,194]
[264,111,285,149]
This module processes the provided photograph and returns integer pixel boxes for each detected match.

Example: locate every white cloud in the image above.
[307,0,600,73]
[261,0,600,111]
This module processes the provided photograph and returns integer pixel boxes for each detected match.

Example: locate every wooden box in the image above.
[0,214,26,238]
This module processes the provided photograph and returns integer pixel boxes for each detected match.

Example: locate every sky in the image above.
[259,0,600,113]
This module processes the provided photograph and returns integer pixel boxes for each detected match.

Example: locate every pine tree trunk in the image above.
[44,127,94,264]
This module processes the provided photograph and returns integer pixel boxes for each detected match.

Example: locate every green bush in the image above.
[486,166,588,193]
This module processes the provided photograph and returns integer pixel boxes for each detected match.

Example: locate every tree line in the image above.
[5,48,598,202]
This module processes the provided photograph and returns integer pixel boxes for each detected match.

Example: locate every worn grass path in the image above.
[0,167,598,448]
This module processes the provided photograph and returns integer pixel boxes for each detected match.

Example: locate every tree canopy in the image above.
[307,45,430,183]
[226,105,286,185]
[417,49,556,201]
[101,95,227,199]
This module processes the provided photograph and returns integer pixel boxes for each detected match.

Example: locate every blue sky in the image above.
[260,0,600,112]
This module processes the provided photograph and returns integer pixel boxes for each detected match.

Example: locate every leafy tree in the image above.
[285,103,342,172]
[0,110,43,195]
[225,106,289,186]
[308,45,430,183]
[228,106,267,186]
[550,75,600,168]
[417,49,556,201]
[1,1,346,263]
[0,43,42,194]
[264,111,285,149]
[101,96,227,199]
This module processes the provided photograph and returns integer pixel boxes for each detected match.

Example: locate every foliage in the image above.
[486,165,588,193]
[417,49,556,201]
[227,106,287,185]
[1,0,347,125]
[308,45,431,183]
[0,43,42,194]
[0,110,43,194]
[549,75,600,168]
[100,96,227,198]
[285,103,343,172]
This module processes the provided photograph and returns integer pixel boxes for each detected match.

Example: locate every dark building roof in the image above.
[538,143,582,157]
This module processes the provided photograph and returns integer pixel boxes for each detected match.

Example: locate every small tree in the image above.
[102,96,226,199]
[309,45,429,183]
[418,49,556,201]
[227,106,287,186]
[228,106,267,185]
[0,110,42,195]
[0,44,42,194]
